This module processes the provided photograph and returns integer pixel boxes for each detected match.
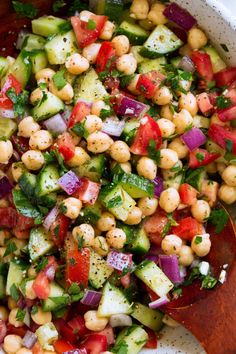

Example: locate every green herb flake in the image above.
[43,151,56,164]
[38,82,47,90]
[87,19,96,30]
[31,306,38,315]
[60,203,68,214]
[112,340,128,354]
[120,74,135,88]
[194,236,202,245]
[54,149,68,175]
[201,274,218,289]
[106,195,123,209]
[71,122,89,138]
[196,152,204,162]
[52,70,67,90]
[12,1,38,18]
[3,241,17,257]
[53,224,60,238]
[36,257,48,273]
[10,284,21,302]
[208,208,229,233]
[6,88,29,117]
[77,236,85,251]
[49,296,70,307]
[147,139,161,162]
[53,0,66,12]
[216,95,232,109]
[68,0,89,15]
[68,282,81,295]
[226,139,233,153]
[16,309,26,322]
[100,108,114,119]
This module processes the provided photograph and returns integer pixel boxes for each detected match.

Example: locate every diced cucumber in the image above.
[185,167,207,192]
[135,260,173,297]
[18,172,36,201]
[0,275,5,299]
[0,118,17,139]
[35,164,60,197]
[193,115,210,129]
[117,221,137,244]
[0,57,9,78]
[32,16,68,37]
[29,227,54,261]
[206,139,225,163]
[140,25,183,58]
[28,50,48,74]
[121,118,140,145]
[95,0,124,23]
[113,172,154,198]
[89,250,114,289]
[76,202,102,225]
[138,57,167,74]
[98,282,132,317]
[43,282,68,311]
[22,34,46,51]
[74,68,107,103]
[163,173,183,190]
[6,260,27,295]
[36,322,58,350]
[37,193,57,208]
[130,46,145,64]
[32,91,64,121]
[74,155,106,183]
[100,184,136,221]
[117,21,149,45]
[45,30,78,65]
[170,56,182,68]
[19,278,34,296]
[8,50,32,88]
[128,227,150,255]
[114,326,148,354]
[204,45,227,73]
[131,302,163,331]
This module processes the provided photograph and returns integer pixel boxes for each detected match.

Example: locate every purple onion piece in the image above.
[149,295,170,309]
[164,3,197,31]
[180,127,207,151]
[81,290,102,307]
[178,56,195,73]
[0,175,13,199]
[22,331,37,349]
[58,171,81,195]
[152,176,164,198]
[43,205,59,231]
[117,96,149,118]
[0,108,15,119]
[44,114,67,134]
[107,251,132,271]
[145,254,159,263]
[63,350,87,354]
[102,117,125,137]
[159,254,181,283]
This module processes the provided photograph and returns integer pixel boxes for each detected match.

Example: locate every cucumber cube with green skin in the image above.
[29,227,54,261]
[164,173,183,190]
[36,322,58,350]
[43,282,69,311]
[117,21,149,45]
[18,172,37,201]
[128,227,150,255]
[135,260,174,297]
[0,57,9,78]
[35,164,60,197]
[138,57,167,74]
[113,172,154,198]
[7,50,32,88]
[131,302,164,331]
[130,46,145,64]
[76,202,102,225]
[89,250,114,289]
[203,45,227,73]
[185,167,207,191]
[28,50,48,74]
[22,34,46,51]
[32,92,64,122]
[6,260,27,295]
[32,16,68,37]
[0,118,17,139]
[95,0,124,23]
[74,155,106,183]
[114,326,148,354]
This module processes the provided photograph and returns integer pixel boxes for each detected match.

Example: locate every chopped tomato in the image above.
[15,213,35,230]
[7,324,27,337]
[120,273,131,288]
[53,339,75,354]
[208,123,236,154]
[144,328,158,349]
[144,209,168,235]
[0,207,17,228]
[0,74,22,109]
[50,214,70,247]
[197,92,214,115]
[214,67,236,87]
[11,135,29,156]
[179,183,198,206]
[71,14,107,48]
[191,51,214,88]
[54,319,79,343]
[96,41,116,73]
[32,341,44,354]
[66,248,90,288]
[130,115,162,155]
[171,217,203,240]
[56,132,75,161]
[104,76,120,93]
[73,178,100,205]
[225,85,236,104]
[80,334,108,354]
[97,326,115,345]
[68,315,89,337]
[68,101,91,128]
[189,148,220,168]
[136,71,165,99]
[217,104,236,121]
[32,271,50,300]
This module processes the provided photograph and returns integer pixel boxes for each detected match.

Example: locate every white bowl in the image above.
[141,1,236,353]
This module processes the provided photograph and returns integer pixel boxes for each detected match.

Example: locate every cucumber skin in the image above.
[117,21,149,45]
[114,326,148,354]
[32,92,64,122]
[35,164,60,197]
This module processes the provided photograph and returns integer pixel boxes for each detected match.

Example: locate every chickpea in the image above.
[188,28,208,50]
[91,100,110,116]
[222,165,236,187]
[179,92,198,116]
[29,130,53,151]
[168,137,189,159]
[8,297,18,310]
[124,206,142,225]
[3,335,22,354]
[61,198,82,219]
[159,188,180,213]
[49,81,74,103]
[106,228,126,249]
[191,200,211,223]
[158,118,175,138]
[18,116,40,138]
[160,105,174,121]
[153,86,173,106]
[35,68,55,85]
[65,53,89,75]
[30,88,45,105]
[137,157,157,180]
[111,161,132,174]
[112,35,130,57]
[99,20,116,40]
[147,3,168,25]
[97,212,116,232]
[84,310,108,331]
[110,141,130,163]
[127,74,140,95]
[130,0,149,20]
[218,184,236,204]
[172,109,193,134]
[67,147,90,168]
[87,131,113,154]
[0,230,11,246]
[72,224,95,247]
[93,236,109,256]
[205,162,217,174]
[22,150,44,170]
[191,234,211,257]
[9,308,24,327]
[116,54,137,75]
[31,307,52,325]
[158,149,178,169]
[178,245,194,266]
[179,44,192,57]
[16,349,32,354]
[82,43,101,64]
[161,234,182,255]
[217,162,227,175]
[0,139,13,164]
[138,197,158,216]
[0,306,9,321]
[83,115,103,134]
[28,265,37,278]
[25,280,37,300]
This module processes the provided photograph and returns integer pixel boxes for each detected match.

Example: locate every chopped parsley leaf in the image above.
[10,284,21,302]
[52,70,67,90]
[216,95,232,109]
[31,306,38,315]
[53,0,66,12]
[6,88,29,117]
[71,122,89,138]
[196,152,204,162]
[16,309,26,322]
[147,139,161,163]
[208,208,229,233]
[194,236,202,245]
[12,1,38,18]
[68,0,89,15]
[87,19,96,30]
[183,266,218,289]
[112,340,128,354]
[60,203,67,214]
[226,139,233,153]
[3,241,17,257]
[36,257,48,273]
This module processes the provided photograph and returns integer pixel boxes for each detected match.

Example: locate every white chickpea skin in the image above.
[84,310,108,331]
[160,105,174,121]
[3,335,22,354]
[112,35,130,57]
[72,224,95,247]
[158,118,175,138]
[83,115,103,134]
[0,306,9,321]
[152,86,173,106]
[21,150,44,170]
[87,131,113,154]
[130,0,149,20]
[31,306,52,325]
[30,88,45,105]
[172,109,193,134]
[159,188,180,213]
[179,92,198,116]
[218,184,236,204]
[67,147,90,167]
[158,149,179,170]
[147,3,168,25]
[106,228,126,249]
[91,100,109,116]
[178,245,194,266]
[110,141,131,163]
[188,27,208,50]
[222,165,236,187]
[65,53,89,75]
[16,349,32,354]
[99,20,116,40]
[161,234,183,255]
[11,162,26,183]
[61,198,82,219]
[138,197,158,216]
[137,157,157,180]
[49,81,74,103]
[168,137,189,159]
[35,68,55,85]
[82,43,101,64]
[191,234,211,257]
[124,206,142,225]
[0,139,13,164]
[116,53,137,75]
[29,130,53,151]
[18,116,40,138]
[9,308,24,327]
[97,212,116,232]
[93,236,110,256]
[191,200,211,223]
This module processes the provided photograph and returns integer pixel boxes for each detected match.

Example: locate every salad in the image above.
[0,0,235,353]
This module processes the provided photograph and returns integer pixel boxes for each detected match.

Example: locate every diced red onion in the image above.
[58,171,81,195]
[102,117,125,137]
[164,3,197,31]
[180,127,207,151]
[13,150,21,162]
[23,309,30,327]
[81,290,102,307]
[61,106,72,123]
[152,176,164,198]
[0,175,13,198]
[76,98,93,108]
[107,251,132,271]
[178,56,195,73]
[159,255,181,283]
[109,314,132,328]
[44,114,67,134]
[116,96,149,118]
[0,321,7,344]
[0,108,15,119]
[64,350,87,354]
[16,30,30,50]
[44,265,56,281]
[145,254,159,263]
[149,295,170,309]
[169,25,187,43]
[17,297,26,310]
[43,205,59,231]
[22,331,37,349]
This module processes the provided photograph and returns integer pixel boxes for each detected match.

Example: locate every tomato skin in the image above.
[191,51,214,87]
[73,178,100,205]
[217,104,236,122]
[32,341,44,354]
[96,41,116,73]
[214,67,236,87]
[189,148,220,169]
[56,132,76,161]
[66,248,90,288]
[54,319,79,343]
[120,273,131,289]
[144,328,158,349]
[179,183,198,206]
[7,324,27,337]
[208,123,236,154]
[53,339,75,354]
[197,92,214,115]
[130,115,162,155]
[68,101,91,128]
[171,217,203,240]
[136,71,165,99]
[50,214,70,247]
[32,271,50,300]
[15,213,35,230]
[0,207,17,228]
[68,315,89,337]
[144,210,168,235]
[0,74,22,109]
[80,334,108,354]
